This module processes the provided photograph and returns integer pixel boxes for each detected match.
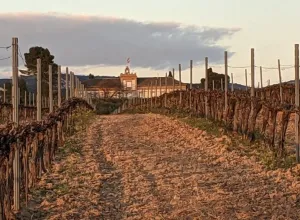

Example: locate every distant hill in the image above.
[0,74,118,94]
[190,83,247,90]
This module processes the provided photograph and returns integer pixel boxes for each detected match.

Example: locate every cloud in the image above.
[0,12,240,71]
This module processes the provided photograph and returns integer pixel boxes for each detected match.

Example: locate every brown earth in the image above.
[20,114,300,219]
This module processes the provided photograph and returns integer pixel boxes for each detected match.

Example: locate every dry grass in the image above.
[19,113,300,219]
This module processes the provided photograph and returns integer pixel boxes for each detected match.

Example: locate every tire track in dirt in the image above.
[99,114,300,220]
[19,117,123,219]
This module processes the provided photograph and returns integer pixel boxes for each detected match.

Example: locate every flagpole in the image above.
[127,57,130,70]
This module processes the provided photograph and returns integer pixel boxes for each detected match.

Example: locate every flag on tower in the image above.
[127,58,130,64]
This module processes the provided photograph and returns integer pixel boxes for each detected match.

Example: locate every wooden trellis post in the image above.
[295,44,300,163]
[245,69,248,91]
[66,67,69,100]
[260,66,263,88]
[159,77,162,97]
[12,37,20,211]
[37,59,42,121]
[155,78,158,106]
[3,83,6,103]
[77,77,79,97]
[231,73,234,92]
[205,57,208,118]
[224,51,228,111]
[278,59,283,103]
[74,75,77,98]
[150,81,153,108]
[70,72,73,98]
[190,60,193,109]
[49,65,53,112]
[58,65,62,107]
[251,48,255,97]
[165,73,167,107]
[147,83,150,109]
[24,91,27,119]
[72,73,74,97]
[74,74,76,97]
[24,91,27,106]
[73,75,75,97]
[179,64,182,105]
[172,68,175,91]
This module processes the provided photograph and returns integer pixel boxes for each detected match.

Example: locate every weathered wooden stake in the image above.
[150,81,153,108]
[295,44,300,163]
[205,57,208,118]
[260,66,263,88]
[278,59,283,103]
[71,73,74,97]
[12,37,20,211]
[179,64,182,105]
[70,72,73,98]
[225,51,228,111]
[190,60,193,89]
[74,75,77,97]
[155,78,158,106]
[159,77,162,97]
[49,65,53,112]
[66,67,69,100]
[231,73,234,92]
[3,83,6,103]
[245,69,248,91]
[37,59,42,121]
[190,60,193,109]
[147,83,150,108]
[172,68,175,91]
[165,73,167,107]
[74,76,77,97]
[251,48,255,97]
[77,77,79,97]
[58,65,62,107]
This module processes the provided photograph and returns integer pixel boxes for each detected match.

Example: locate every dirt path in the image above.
[19,119,105,219]
[21,114,300,219]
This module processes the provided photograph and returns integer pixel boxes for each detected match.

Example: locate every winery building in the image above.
[83,66,187,98]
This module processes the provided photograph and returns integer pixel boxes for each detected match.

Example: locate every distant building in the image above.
[83,66,187,98]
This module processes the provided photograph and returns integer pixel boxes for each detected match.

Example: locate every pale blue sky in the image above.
[0,0,299,84]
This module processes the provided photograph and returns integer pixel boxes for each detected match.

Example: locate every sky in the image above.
[0,0,300,85]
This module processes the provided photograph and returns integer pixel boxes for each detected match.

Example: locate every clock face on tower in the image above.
[125,66,130,74]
